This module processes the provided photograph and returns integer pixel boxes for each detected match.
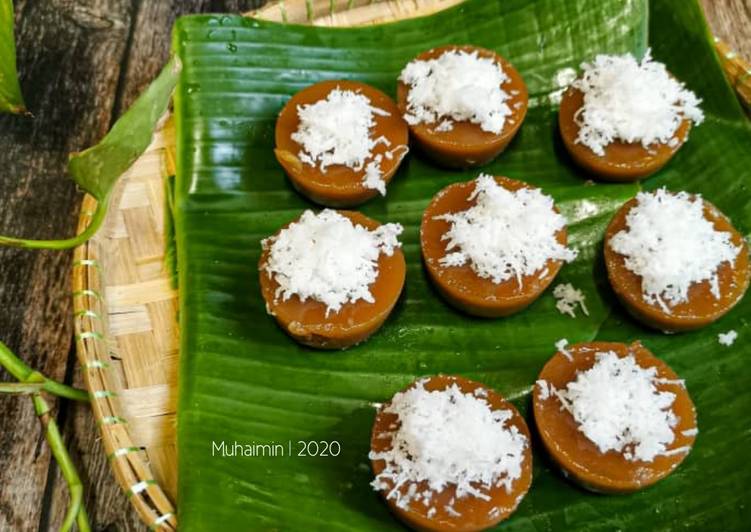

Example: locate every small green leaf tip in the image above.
[0,0,27,115]
[68,56,181,202]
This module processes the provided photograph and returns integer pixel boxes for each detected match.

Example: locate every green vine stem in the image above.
[0,339,91,530]
[0,382,44,394]
[0,340,89,401]
[76,503,90,532]
[33,393,91,532]
[0,200,106,249]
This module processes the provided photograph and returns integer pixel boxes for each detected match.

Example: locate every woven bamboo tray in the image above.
[71,1,751,529]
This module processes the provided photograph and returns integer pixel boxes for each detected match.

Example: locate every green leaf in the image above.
[0,57,181,249]
[172,1,751,530]
[0,0,25,114]
[164,173,178,289]
[68,57,181,202]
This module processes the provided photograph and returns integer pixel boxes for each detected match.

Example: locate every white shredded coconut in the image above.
[550,66,578,105]
[609,189,741,310]
[718,330,738,347]
[552,351,679,462]
[262,209,402,315]
[572,49,704,156]
[536,379,551,400]
[662,445,691,457]
[292,88,393,194]
[370,380,528,510]
[436,175,577,285]
[555,338,572,361]
[399,49,512,134]
[553,283,590,318]
[574,199,599,220]
[444,505,461,517]
[362,155,387,195]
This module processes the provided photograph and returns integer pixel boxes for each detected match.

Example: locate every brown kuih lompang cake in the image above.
[370,375,532,531]
[604,189,749,332]
[420,175,576,317]
[397,45,528,168]
[559,86,692,181]
[533,341,698,493]
[259,209,406,349]
[558,51,704,182]
[275,80,409,207]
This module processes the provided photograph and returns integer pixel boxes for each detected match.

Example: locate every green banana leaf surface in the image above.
[171,0,751,529]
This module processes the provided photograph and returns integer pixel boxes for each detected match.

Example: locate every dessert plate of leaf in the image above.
[72,0,751,529]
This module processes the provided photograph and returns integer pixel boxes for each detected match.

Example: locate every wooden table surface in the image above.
[0,1,748,530]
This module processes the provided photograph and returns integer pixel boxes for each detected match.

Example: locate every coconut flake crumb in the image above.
[444,505,461,517]
[718,330,738,347]
[292,88,399,194]
[363,155,386,195]
[555,339,572,361]
[551,350,679,462]
[549,66,578,104]
[436,175,577,286]
[536,379,551,400]
[555,67,578,88]
[574,199,599,220]
[553,283,590,318]
[262,210,402,315]
[572,49,704,156]
[399,49,512,134]
[434,119,453,132]
[369,380,528,510]
[609,189,741,311]
[662,445,691,457]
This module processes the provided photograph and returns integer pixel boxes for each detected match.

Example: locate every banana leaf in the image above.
[0,0,25,114]
[171,0,751,529]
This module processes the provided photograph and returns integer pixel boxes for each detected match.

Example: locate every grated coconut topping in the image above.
[292,88,396,195]
[609,189,740,311]
[572,50,704,156]
[436,175,577,285]
[399,49,512,134]
[551,350,680,462]
[370,380,528,510]
[262,209,402,315]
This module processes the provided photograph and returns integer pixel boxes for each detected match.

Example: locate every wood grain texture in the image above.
[0,0,132,530]
[701,0,751,59]
[0,0,747,531]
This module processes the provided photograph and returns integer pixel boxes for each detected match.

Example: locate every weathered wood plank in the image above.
[701,0,751,59]
[0,0,132,530]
